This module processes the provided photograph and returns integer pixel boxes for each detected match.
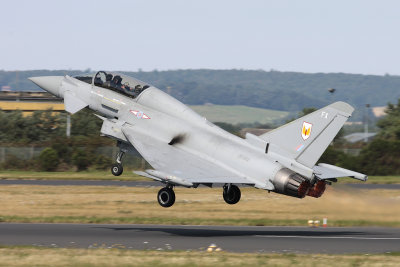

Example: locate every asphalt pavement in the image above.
[0,223,399,253]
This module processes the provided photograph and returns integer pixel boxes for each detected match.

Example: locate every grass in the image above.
[0,171,146,181]
[0,170,399,184]
[0,247,398,267]
[189,105,289,125]
[0,185,399,226]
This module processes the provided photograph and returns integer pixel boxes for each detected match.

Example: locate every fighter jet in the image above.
[29,71,367,207]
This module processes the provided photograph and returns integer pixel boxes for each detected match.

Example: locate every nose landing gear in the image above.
[111,150,125,176]
[111,163,123,176]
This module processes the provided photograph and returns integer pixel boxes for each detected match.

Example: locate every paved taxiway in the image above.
[0,179,399,189]
[0,223,399,253]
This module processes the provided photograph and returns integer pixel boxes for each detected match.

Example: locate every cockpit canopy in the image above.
[74,71,150,99]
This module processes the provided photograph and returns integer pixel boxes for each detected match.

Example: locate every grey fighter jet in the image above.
[29,71,367,207]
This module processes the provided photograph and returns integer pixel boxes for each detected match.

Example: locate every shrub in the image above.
[0,155,26,170]
[72,148,90,171]
[38,148,59,171]
[94,155,112,170]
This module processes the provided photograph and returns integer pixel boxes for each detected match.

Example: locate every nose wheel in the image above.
[111,150,125,176]
[111,163,123,176]
[157,187,175,208]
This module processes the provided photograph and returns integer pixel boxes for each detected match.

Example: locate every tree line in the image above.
[1,69,399,121]
[0,108,114,171]
[1,98,400,175]
[319,98,400,175]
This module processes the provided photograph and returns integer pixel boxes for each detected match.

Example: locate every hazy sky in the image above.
[1,0,400,75]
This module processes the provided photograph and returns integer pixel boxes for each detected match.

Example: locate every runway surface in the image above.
[0,223,399,253]
[0,179,399,189]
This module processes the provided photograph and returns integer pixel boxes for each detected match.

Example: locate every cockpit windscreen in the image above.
[93,71,149,99]
[74,73,94,84]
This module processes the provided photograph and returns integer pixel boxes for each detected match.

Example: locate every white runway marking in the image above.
[255,235,400,240]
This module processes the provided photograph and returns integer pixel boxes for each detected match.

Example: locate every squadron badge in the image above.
[301,122,312,140]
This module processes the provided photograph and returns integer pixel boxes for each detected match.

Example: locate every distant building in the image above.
[0,91,64,116]
[1,85,11,91]
[372,106,387,117]
[344,121,363,126]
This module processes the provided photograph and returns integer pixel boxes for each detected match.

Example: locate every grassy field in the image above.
[189,105,289,125]
[0,171,399,184]
[0,247,398,267]
[0,171,146,181]
[0,185,399,226]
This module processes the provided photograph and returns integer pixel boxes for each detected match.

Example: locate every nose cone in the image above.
[28,76,64,97]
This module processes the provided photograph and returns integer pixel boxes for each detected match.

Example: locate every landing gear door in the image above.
[100,119,128,143]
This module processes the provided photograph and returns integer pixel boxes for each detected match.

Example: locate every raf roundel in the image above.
[301,122,312,140]
[130,110,150,119]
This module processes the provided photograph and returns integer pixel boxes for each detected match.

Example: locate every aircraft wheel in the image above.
[111,163,123,176]
[157,187,175,208]
[223,184,241,204]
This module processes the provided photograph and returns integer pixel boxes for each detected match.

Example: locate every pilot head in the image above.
[113,76,122,85]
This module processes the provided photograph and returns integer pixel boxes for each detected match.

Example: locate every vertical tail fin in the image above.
[258,101,353,168]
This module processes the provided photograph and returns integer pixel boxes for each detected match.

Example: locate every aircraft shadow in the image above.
[93,226,374,238]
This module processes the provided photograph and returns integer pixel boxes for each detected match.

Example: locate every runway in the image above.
[0,179,399,189]
[0,223,399,253]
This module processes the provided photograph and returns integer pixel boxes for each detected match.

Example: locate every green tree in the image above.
[94,154,112,170]
[0,110,28,143]
[376,99,400,140]
[38,148,59,171]
[356,139,400,175]
[51,137,73,164]
[286,107,317,123]
[72,148,90,171]
[26,109,64,142]
[299,107,317,117]
[214,122,241,135]
[71,109,102,136]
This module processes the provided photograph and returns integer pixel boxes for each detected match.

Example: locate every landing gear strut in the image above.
[157,186,175,208]
[111,150,125,176]
[223,184,241,204]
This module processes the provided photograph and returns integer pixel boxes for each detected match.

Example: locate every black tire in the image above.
[111,163,123,176]
[157,187,175,208]
[223,185,241,204]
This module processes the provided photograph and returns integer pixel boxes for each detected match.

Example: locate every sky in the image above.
[1,0,400,75]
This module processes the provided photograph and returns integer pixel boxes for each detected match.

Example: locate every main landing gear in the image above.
[157,186,175,208]
[156,184,241,207]
[111,150,125,176]
[223,184,241,205]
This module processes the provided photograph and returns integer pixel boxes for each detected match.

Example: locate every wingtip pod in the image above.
[329,101,354,116]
